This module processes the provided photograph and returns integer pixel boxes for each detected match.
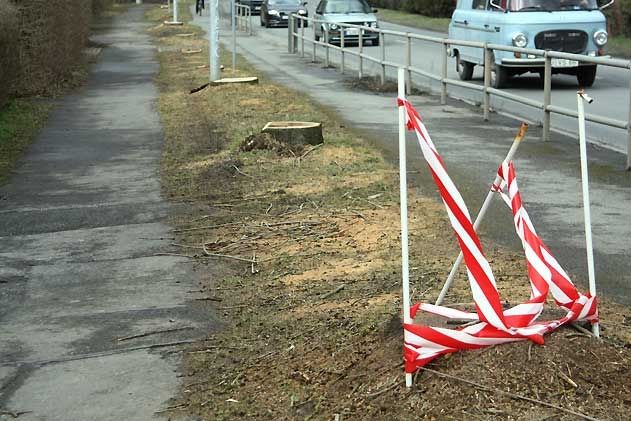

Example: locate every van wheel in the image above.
[577,65,597,87]
[457,59,474,81]
[491,59,509,89]
[315,33,320,41]
[372,37,380,46]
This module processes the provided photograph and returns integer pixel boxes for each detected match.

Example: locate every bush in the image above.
[0,1,18,108]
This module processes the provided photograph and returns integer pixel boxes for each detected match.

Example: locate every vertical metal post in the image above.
[288,15,294,53]
[248,7,252,35]
[379,32,386,85]
[209,0,220,82]
[397,67,413,389]
[312,20,317,62]
[577,91,599,338]
[406,34,412,96]
[173,0,179,23]
[358,27,363,79]
[324,27,329,67]
[543,52,552,141]
[340,28,345,74]
[300,18,305,58]
[441,41,448,105]
[232,0,236,70]
[627,76,631,170]
[483,45,491,121]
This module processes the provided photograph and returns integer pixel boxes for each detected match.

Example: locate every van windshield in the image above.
[510,0,599,11]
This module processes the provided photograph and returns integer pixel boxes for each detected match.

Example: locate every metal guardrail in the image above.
[235,4,252,35]
[288,14,631,170]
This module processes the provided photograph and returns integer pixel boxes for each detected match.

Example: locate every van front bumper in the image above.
[501,56,605,68]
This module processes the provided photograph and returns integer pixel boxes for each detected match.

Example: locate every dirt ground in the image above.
[146,3,631,420]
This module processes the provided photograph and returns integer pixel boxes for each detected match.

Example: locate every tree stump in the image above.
[261,121,323,147]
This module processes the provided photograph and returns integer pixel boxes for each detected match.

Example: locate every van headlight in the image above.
[512,33,528,48]
[369,21,378,28]
[268,9,280,16]
[594,30,608,46]
[297,9,307,14]
[329,23,338,30]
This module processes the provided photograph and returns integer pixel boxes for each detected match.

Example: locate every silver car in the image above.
[313,0,380,46]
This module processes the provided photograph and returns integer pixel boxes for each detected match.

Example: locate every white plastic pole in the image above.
[397,68,412,389]
[577,90,600,338]
[231,0,237,70]
[173,0,179,23]
[209,0,220,81]
[435,123,528,305]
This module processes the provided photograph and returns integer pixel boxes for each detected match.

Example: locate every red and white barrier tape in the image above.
[397,98,597,373]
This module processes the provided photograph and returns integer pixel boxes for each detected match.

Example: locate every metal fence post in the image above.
[441,41,448,105]
[380,32,386,85]
[300,18,305,58]
[248,7,252,35]
[483,45,491,121]
[312,20,317,62]
[543,51,552,142]
[341,28,345,74]
[406,34,412,96]
[358,28,363,79]
[627,75,631,170]
[324,27,329,67]
[288,15,293,53]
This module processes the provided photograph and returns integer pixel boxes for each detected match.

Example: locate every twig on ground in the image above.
[417,367,598,421]
[187,345,240,354]
[202,244,256,263]
[117,326,194,342]
[154,403,188,414]
[321,284,345,300]
[265,203,273,214]
[570,323,598,339]
[0,410,31,418]
[558,370,578,388]
[194,296,223,302]
[154,252,195,258]
[366,379,405,398]
[299,143,323,160]
[232,164,253,178]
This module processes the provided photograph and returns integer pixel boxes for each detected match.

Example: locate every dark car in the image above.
[237,0,264,15]
[260,0,308,27]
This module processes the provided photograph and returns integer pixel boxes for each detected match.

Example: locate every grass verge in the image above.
[148,2,631,419]
[0,100,51,184]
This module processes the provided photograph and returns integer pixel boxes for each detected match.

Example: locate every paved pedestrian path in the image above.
[0,7,214,420]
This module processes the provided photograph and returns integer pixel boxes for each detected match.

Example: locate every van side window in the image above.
[472,0,487,10]
[316,1,325,14]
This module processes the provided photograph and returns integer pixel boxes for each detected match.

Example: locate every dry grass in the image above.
[147,2,631,420]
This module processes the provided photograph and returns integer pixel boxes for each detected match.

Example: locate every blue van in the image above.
[449,0,612,88]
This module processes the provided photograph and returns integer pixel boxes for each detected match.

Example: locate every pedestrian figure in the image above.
[196,0,205,16]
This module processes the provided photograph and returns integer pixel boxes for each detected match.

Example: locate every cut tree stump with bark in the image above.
[262,121,324,147]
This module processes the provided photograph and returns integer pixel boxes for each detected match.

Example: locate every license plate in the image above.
[282,15,288,19]
[551,58,579,68]
[255,6,261,10]
[345,28,359,36]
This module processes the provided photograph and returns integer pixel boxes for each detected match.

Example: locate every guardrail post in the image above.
[248,7,252,36]
[358,28,363,79]
[312,21,317,62]
[483,44,491,121]
[288,15,293,53]
[441,41,448,105]
[627,75,631,170]
[341,28,345,74]
[300,18,305,58]
[543,52,552,142]
[380,32,386,85]
[406,34,412,96]
[324,26,329,67]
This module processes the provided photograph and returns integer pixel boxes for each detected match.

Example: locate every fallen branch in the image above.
[117,326,194,342]
[299,143,323,160]
[0,410,31,418]
[190,83,209,94]
[154,403,188,414]
[232,165,253,178]
[417,367,598,421]
[202,246,256,263]
[366,379,405,398]
[321,284,345,300]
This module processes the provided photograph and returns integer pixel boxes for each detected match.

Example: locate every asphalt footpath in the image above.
[0,6,217,420]
[191,8,631,306]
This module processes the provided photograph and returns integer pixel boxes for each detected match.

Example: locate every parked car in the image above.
[449,0,613,88]
[261,0,308,27]
[313,0,380,46]
[237,0,264,15]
